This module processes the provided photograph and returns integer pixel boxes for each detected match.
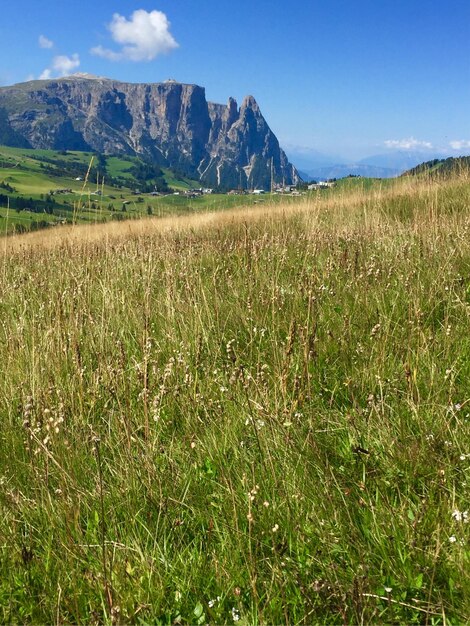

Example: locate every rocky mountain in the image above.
[0,74,298,190]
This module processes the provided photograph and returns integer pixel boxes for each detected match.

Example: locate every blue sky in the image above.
[1,0,469,161]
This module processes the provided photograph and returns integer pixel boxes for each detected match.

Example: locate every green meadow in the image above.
[0,171,469,624]
[0,145,312,235]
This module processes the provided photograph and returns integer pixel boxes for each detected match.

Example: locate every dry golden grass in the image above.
[3,174,467,260]
[0,175,433,253]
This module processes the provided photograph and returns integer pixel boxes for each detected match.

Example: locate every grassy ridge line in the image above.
[0,175,469,623]
[2,198,293,253]
[2,174,462,254]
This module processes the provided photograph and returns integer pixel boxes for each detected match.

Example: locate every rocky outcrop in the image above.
[0,75,299,189]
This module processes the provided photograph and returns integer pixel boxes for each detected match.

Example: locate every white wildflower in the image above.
[452,509,469,523]
[370,323,381,337]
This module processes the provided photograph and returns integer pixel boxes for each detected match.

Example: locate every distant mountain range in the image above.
[0,74,299,190]
[298,163,400,181]
[290,149,461,181]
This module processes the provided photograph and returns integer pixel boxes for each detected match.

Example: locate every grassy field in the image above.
[0,144,318,235]
[0,174,469,624]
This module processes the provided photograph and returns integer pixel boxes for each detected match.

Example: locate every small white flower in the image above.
[272,524,279,533]
[384,586,392,593]
[449,535,457,543]
[370,323,381,337]
[232,607,240,622]
[452,509,468,522]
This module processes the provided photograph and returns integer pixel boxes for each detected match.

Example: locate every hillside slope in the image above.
[403,155,470,177]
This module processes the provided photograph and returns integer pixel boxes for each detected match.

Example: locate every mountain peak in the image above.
[241,95,259,110]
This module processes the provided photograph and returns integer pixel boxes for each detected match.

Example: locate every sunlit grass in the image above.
[0,175,469,624]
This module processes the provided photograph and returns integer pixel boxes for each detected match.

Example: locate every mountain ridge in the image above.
[0,76,299,190]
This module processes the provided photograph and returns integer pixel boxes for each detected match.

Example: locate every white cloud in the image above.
[52,54,80,75]
[384,137,433,151]
[91,9,178,62]
[90,45,122,62]
[39,35,54,49]
[39,53,80,80]
[449,140,470,151]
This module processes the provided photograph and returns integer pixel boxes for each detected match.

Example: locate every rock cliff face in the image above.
[0,75,299,189]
